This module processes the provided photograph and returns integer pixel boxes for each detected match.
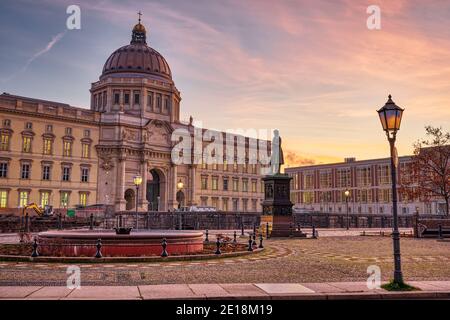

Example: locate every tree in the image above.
[400,126,449,215]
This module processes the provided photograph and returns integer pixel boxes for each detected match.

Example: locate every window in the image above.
[63,141,72,157]
[252,164,257,174]
[82,143,90,158]
[252,199,257,211]
[378,165,391,185]
[233,161,238,171]
[42,165,51,180]
[65,127,72,135]
[336,168,351,188]
[114,92,120,104]
[242,199,248,212]
[201,176,208,190]
[319,170,332,188]
[223,178,229,191]
[46,125,53,133]
[211,197,218,209]
[62,167,71,181]
[242,179,248,192]
[60,192,69,208]
[0,133,9,151]
[232,198,239,211]
[200,197,208,207]
[156,94,161,112]
[22,136,32,153]
[222,198,229,211]
[212,162,218,170]
[0,190,7,208]
[357,166,372,187]
[83,129,90,138]
[252,180,257,193]
[19,191,29,207]
[212,177,218,190]
[124,92,130,104]
[81,168,89,182]
[147,91,153,110]
[134,91,140,105]
[163,96,170,113]
[40,191,50,208]
[303,191,315,204]
[3,119,11,127]
[201,162,207,170]
[25,122,33,130]
[223,160,228,171]
[232,179,239,192]
[43,138,52,155]
[21,164,30,179]
[79,193,88,206]
[303,172,314,189]
[0,162,7,178]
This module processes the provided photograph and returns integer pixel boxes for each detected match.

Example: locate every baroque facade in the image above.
[0,21,265,213]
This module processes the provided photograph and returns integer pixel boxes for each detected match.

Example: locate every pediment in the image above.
[143,119,173,146]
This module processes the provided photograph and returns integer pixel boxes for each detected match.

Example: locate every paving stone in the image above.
[139,284,200,299]
[327,281,382,292]
[409,281,448,291]
[0,286,42,298]
[189,284,230,298]
[255,283,315,294]
[220,283,269,298]
[26,286,74,300]
[302,283,346,293]
[65,286,140,300]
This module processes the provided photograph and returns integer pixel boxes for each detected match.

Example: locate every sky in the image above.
[1,0,449,166]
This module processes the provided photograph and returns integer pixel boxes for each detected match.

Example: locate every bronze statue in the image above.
[270,129,284,175]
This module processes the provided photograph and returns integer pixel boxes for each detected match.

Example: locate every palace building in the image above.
[286,156,447,215]
[0,20,266,213]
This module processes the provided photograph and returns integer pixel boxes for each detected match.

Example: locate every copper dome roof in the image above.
[101,22,172,80]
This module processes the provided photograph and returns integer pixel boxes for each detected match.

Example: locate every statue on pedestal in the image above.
[269,129,284,175]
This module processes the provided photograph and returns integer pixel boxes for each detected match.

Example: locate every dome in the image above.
[101,22,172,80]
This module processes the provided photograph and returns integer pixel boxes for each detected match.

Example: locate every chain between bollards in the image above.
[95,238,102,258]
[215,236,221,255]
[31,237,39,257]
[161,238,168,257]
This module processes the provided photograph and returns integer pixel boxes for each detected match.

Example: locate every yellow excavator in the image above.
[22,203,44,216]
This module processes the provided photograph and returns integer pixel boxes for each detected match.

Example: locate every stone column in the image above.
[189,165,197,206]
[168,164,178,209]
[115,156,127,211]
[139,160,149,210]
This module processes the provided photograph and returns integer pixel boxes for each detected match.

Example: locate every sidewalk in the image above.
[1,281,450,300]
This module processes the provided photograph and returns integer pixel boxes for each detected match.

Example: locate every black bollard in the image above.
[31,237,39,257]
[247,234,253,252]
[259,233,264,248]
[95,239,102,258]
[233,231,237,244]
[266,222,269,239]
[205,229,209,242]
[161,238,168,257]
[252,232,256,247]
[89,213,94,230]
[215,237,221,255]
[312,225,317,239]
[438,224,443,239]
[289,223,293,237]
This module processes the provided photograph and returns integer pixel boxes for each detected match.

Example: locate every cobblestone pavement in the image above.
[0,233,449,286]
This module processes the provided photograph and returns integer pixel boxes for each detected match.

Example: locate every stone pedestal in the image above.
[262,174,306,238]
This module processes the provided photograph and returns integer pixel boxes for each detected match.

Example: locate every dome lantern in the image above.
[131,11,147,44]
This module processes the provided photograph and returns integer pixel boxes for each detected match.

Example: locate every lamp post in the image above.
[344,189,350,230]
[177,179,184,209]
[133,175,143,230]
[377,94,404,285]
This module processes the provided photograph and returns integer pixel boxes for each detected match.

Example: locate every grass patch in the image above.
[381,280,420,291]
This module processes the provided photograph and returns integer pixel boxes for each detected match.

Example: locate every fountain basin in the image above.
[37,229,204,257]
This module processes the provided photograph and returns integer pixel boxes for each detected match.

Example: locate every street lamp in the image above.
[133,175,143,230]
[377,94,404,285]
[344,189,350,230]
